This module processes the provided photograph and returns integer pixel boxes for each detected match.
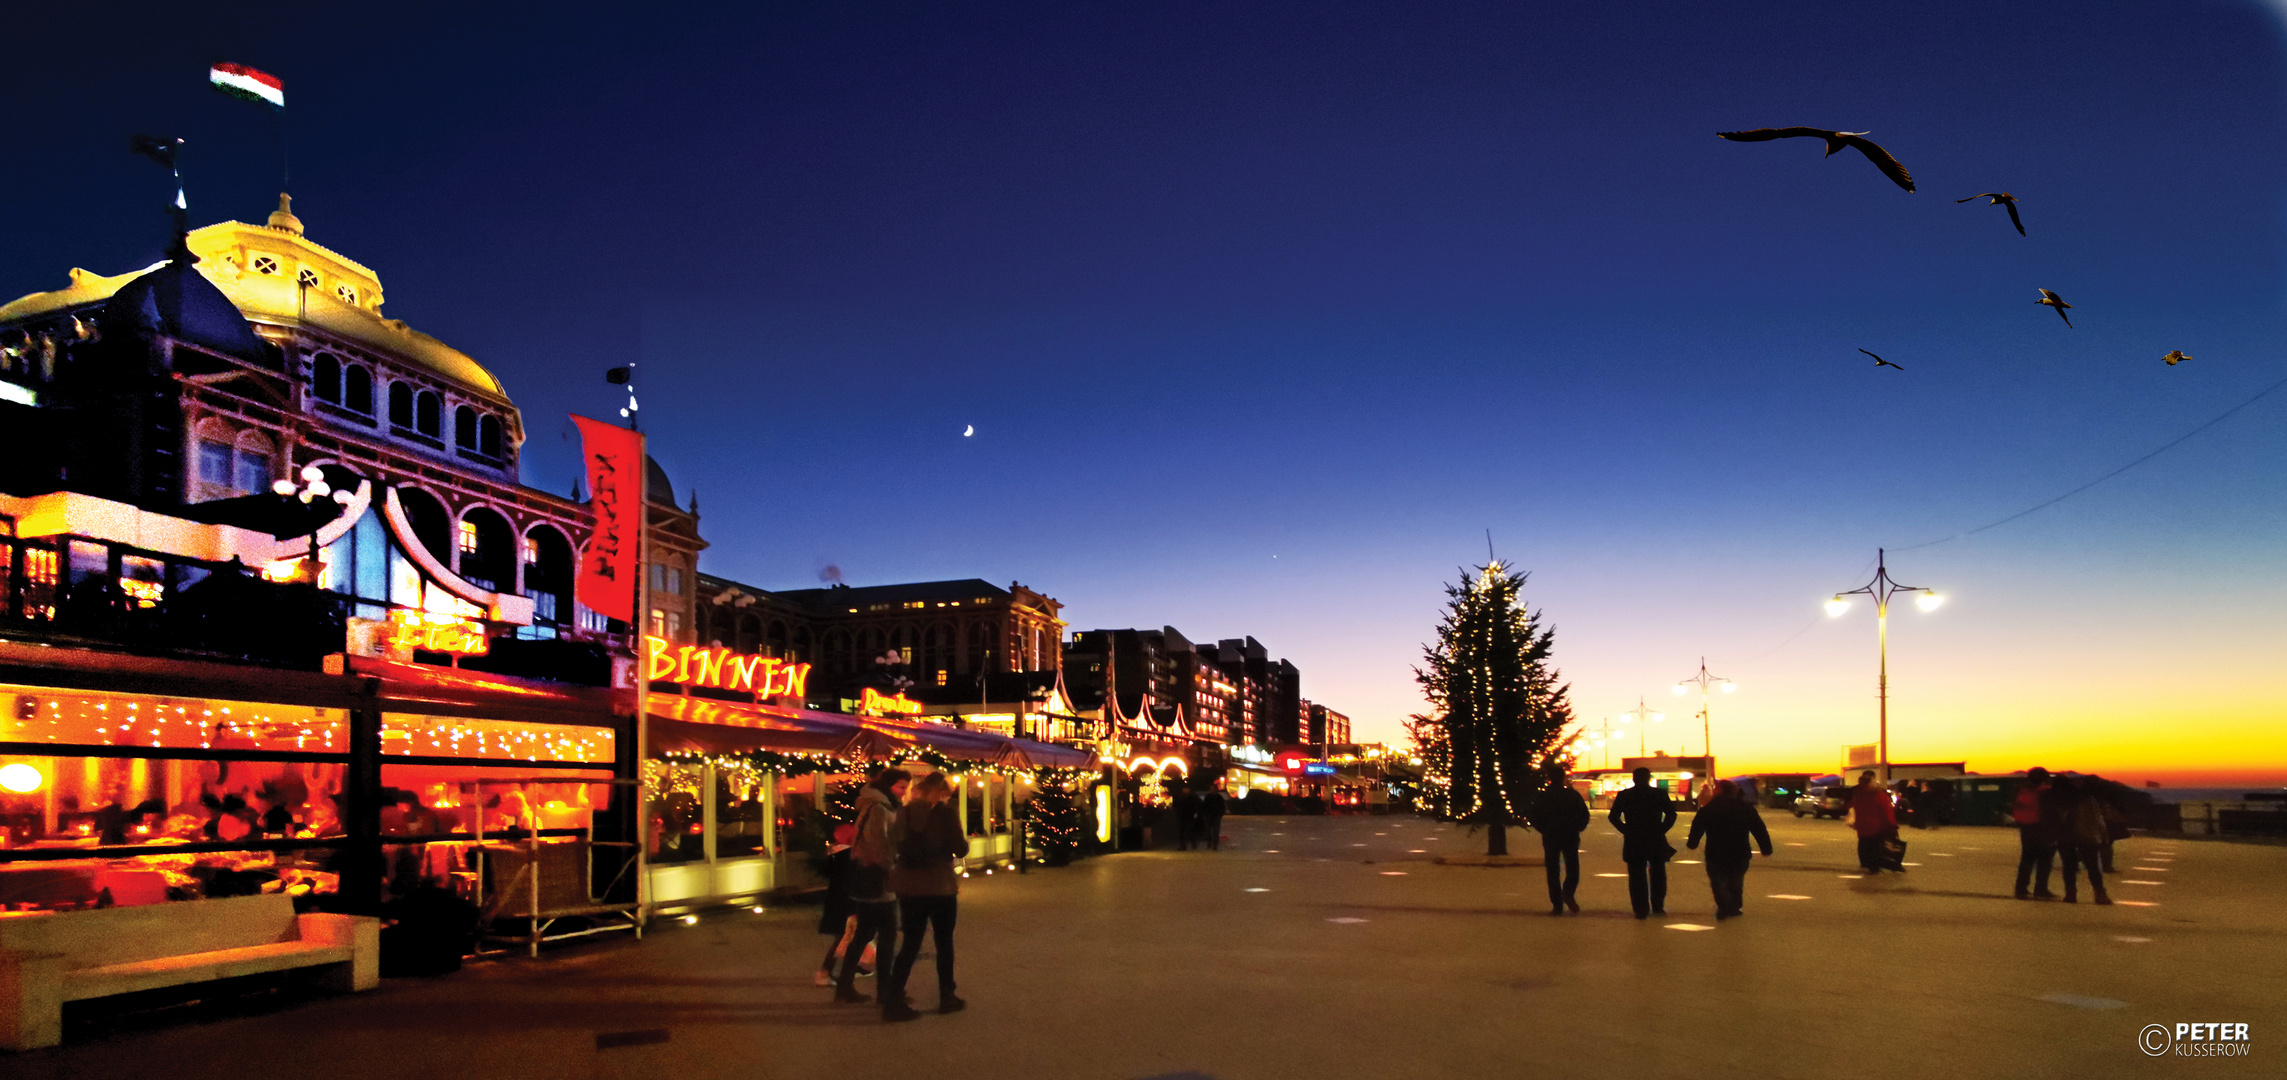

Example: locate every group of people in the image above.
[1530,765,1775,921]
[1171,781,1228,851]
[2010,766,2125,905]
[815,767,972,1023]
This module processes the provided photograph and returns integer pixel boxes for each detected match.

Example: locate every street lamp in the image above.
[1618,697,1664,757]
[272,465,354,585]
[1826,548,1943,783]
[1580,717,1623,769]
[1673,657,1734,763]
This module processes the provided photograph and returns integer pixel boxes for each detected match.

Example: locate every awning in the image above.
[643,692,1094,769]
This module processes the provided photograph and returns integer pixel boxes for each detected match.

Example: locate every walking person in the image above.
[1200,783,1227,851]
[1529,762,1590,916]
[1173,782,1202,851]
[2012,767,2057,899]
[1608,767,1678,920]
[835,767,910,1017]
[1847,770,1896,874]
[887,771,971,1017]
[813,824,875,986]
[1686,779,1773,919]
[2052,776,2112,905]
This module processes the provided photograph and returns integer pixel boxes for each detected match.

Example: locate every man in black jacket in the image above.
[1529,762,1591,916]
[1608,767,1678,919]
[1686,779,1774,919]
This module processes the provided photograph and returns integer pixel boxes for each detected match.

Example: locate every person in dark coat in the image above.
[1607,767,1677,919]
[1199,784,1227,851]
[2051,776,2111,905]
[1173,783,1202,851]
[1529,762,1591,916]
[1686,779,1774,919]
[813,825,868,987]
[886,771,971,1018]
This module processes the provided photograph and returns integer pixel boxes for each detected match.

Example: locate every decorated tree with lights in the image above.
[1412,561,1574,856]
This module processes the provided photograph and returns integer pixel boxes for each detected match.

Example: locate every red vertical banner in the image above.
[572,415,643,624]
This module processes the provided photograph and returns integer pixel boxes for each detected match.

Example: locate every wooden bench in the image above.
[0,893,379,1051]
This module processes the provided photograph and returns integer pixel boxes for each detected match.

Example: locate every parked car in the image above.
[1793,784,1851,819]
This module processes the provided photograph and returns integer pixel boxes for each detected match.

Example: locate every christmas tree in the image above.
[1024,768,1088,866]
[1411,561,1575,856]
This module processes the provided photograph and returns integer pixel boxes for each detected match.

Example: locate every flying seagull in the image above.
[1857,348,1904,371]
[2162,350,2190,366]
[1716,128,1915,192]
[2036,289,2073,327]
[1956,192,2025,236]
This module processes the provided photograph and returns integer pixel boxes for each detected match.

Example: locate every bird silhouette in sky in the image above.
[2036,289,2074,327]
[1857,348,1904,371]
[1956,192,2025,236]
[2163,350,2190,366]
[1716,128,1915,192]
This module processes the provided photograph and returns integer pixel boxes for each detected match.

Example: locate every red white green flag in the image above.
[209,63,284,108]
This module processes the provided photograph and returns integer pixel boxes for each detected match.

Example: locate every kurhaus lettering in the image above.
[644,636,811,698]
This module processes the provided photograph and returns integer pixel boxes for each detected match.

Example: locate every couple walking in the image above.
[831,766,971,1022]
[1530,765,1772,920]
[2010,766,2116,905]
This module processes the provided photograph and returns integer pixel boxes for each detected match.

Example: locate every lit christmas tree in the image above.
[1411,561,1575,856]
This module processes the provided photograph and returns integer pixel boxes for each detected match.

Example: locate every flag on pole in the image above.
[571,414,644,623]
[209,63,285,108]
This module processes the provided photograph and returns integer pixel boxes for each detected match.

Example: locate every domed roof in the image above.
[0,197,508,400]
[106,253,274,366]
[646,455,676,507]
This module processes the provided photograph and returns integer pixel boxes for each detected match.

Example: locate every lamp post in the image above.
[1583,717,1623,769]
[1672,657,1735,763]
[1826,548,1944,783]
[1618,697,1664,757]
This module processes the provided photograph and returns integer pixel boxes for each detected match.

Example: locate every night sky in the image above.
[7,2,2284,782]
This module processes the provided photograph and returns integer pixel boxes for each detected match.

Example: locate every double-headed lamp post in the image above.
[1672,657,1734,762]
[1826,548,1944,783]
[1580,717,1623,769]
[1618,697,1664,757]
[272,465,353,585]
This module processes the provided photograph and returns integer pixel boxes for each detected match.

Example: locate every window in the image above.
[198,440,233,487]
[311,353,341,404]
[415,391,442,438]
[388,383,413,428]
[523,536,539,565]
[454,405,478,449]
[666,568,683,596]
[233,446,271,495]
[457,519,479,554]
[297,268,319,288]
[478,414,503,458]
[343,365,373,415]
[252,255,279,275]
[334,284,357,304]
[649,608,665,636]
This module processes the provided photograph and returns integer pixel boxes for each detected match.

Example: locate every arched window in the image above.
[823,630,851,675]
[311,354,341,404]
[479,414,503,458]
[457,507,515,591]
[232,431,274,496]
[966,624,994,674]
[344,365,373,415]
[739,613,764,654]
[415,391,442,438]
[767,620,789,658]
[790,626,813,665]
[523,525,574,626]
[924,623,954,683]
[388,382,413,429]
[454,405,478,449]
[394,487,454,567]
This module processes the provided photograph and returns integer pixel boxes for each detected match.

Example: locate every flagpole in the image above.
[632,427,650,927]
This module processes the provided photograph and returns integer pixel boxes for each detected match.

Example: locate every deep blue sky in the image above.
[7,2,2285,773]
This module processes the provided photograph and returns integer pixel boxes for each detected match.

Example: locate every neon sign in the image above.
[644,637,810,698]
[387,609,490,656]
[857,687,923,716]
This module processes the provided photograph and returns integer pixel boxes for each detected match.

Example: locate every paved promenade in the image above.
[14,814,2281,1079]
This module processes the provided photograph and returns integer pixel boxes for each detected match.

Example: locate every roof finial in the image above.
[267,192,303,236]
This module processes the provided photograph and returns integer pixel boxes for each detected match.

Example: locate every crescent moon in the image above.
[963,425,974,437]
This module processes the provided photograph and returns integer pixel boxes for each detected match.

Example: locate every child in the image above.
[814,824,875,986]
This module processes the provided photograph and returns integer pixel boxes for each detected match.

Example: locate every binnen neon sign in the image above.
[857,687,923,716]
[645,636,811,698]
